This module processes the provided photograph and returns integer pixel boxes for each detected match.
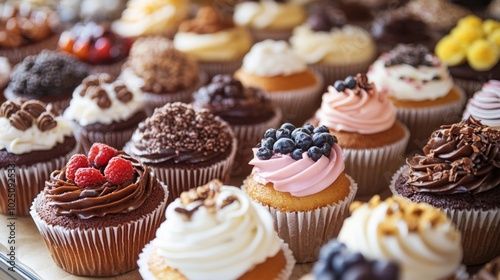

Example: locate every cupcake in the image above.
[138,179,295,280]
[233,0,306,42]
[0,99,77,216]
[476,256,500,279]
[367,44,466,153]
[435,15,500,96]
[244,122,358,262]
[57,0,127,23]
[390,116,500,265]
[488,0,500,20]
[111,0,189,39]
[309,73,409,198]
[119,37,206,116]
[30,143,168,276]
[290,4,377,88]
[338,195,465,280]
[192,74,281,177]
[63,73,146,153]
[406,0,471,34]
[173,6,252,78]
[463,80,500,129]
[4,50,89,113]
[124,102,237,204]
[234,40,323,125]
[0,57,10,94]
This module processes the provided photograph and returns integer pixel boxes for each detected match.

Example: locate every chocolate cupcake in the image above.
[4,50,89,113]
[0,99,78,216]
[476,256,500,279]
[192,74,281,177]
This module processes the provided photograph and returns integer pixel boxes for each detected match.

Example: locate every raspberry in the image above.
[74,168,104,188]
[104,157,134,185]
[88,143,117,168]
[66,154,90,181]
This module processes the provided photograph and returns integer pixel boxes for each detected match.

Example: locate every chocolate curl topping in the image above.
[114,83,133,103]
[79,74,133,107]
[1,99,60,131]
[21,100,46,118]
[0,101,21,118]
[10,110,33,131]
[356,73,374,91]
[36,112,57,132]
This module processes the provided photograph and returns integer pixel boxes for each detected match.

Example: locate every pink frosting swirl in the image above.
[463,80,500,128]
[315,84,396,134]
[249,144,345,197]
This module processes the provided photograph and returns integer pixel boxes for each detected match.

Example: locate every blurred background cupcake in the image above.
[174,6,252,78]
[476,256,500,279]
[463,80,500,129]
[192,74,281,177]
[368,44,466,153]
[64,73,146,152]
[390,117,500,265]
[57,0,128,24]
[0,99,77,216]
[119,37,206,116]
[234,40,323,125]
[406,0,471,35]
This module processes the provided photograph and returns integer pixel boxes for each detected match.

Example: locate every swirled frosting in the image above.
[463,80,500,129]
[154,180,282,280]
[290,24,376,65]
[127,102,233,165]
[338,195,463,280]
[0,99,73,154]
[405,116,500,195]
[44,152,156,219]
[315,73,396,134]
[64,74,144,126]
[233,1,305,30]
[242,40,307,77]
[368,44,454,101]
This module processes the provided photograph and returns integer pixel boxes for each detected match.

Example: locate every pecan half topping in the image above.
[114,83,133,103]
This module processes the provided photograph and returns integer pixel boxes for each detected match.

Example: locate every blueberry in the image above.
[276,128,292,139]
[321,143,331,157]
[303,123,314,134]
[295,132,313,150]
[345,76,357,89]
[273,138,295,154]
[319,240,346,261]
[264,128,277,139]
[280,123,296,132]
[341,264,373,280]
[291,149,303,160]
[256,147,272,160]
[313,132,335,146]
[291,127,311,139]
[332,252,365,273]
[308,146,322,161]
[313,125,329,134]
[261,138,275,150]
[334,80,346,92]
[372,260,400,280]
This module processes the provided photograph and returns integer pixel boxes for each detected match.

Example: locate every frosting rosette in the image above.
[233,1,305,30]
[463,80,500,129]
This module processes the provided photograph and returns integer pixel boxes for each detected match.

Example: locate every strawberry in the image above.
[88,143,117,168]
[74,168,104,188]
[66,154,90,181]
[104,157,134,185]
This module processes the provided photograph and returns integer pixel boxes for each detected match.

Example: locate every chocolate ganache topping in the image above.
[129,102,233,165]
[192,75,275,125]
[371,8,432,44]
[44,152,155,219]
[406,116,500,194]
[0,99,59,131]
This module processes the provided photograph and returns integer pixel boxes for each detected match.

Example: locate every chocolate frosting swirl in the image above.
[406,117,500,194]
[371,8,432,44]
[44,153,156,219]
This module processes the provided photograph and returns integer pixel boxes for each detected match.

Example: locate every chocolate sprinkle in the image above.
[385,44,435,67]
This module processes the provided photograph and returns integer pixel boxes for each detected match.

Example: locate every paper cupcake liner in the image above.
[138,238,295,280]
[3,87,71,114]
[143,70,208,116]
[0,32,60,65]
[390,166,500,265]
[250,28,293,42]
[396,86,466,154]
[0,143,79,216]
[269,70,324,126]
[73,122,140,153]
[452,77,483,99]
[88,59,125,79]
[230,107,282,177]
[199,59,243,79]
[310,59,374,90]
[29,185,168,276]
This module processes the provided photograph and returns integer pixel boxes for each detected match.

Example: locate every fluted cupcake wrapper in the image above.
[309,59,374,90]
[199,60,243,79]
[73,121,143,153]
[29,186,169,277]
[250,28,293,42]
[390,166,500,265]
[0,143,79,216]
[396,86,466,154]
[0,33,60,65]
[452,77,483,99]
[230,107,282,177]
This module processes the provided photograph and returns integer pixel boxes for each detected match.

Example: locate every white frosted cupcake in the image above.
[463,80,500,129]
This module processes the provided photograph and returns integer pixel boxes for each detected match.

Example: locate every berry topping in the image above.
[273,138,296,154]
[291,127,310,139]
[264,128,277,139]
[104,157,134,185]
[291,149,303,160]
[313,132,336,146]
[257,147,272,160]
[307,146,322,161]
[280,123,296,132]
[66,154,91,181]
[303,123,314,134]
[334,80,346,92]
[74,167,105,188]
[321,143,332,157]
[276,128,292,139]
[88,143,117,168]
[345,76,357,89]
[294,132,313,150]
[261,137,276,150]
[313,125,329,134]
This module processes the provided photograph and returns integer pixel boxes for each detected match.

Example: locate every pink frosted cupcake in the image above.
[463,80,500,129]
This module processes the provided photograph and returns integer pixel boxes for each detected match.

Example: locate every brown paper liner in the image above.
[73,121,141,153]
[0,143,79,216]
[0,33,60,65]
[199,59,243,79]
[390,166,500,265]
[29,186,169,276]
[250,28,293,42]
[452,77,483,100]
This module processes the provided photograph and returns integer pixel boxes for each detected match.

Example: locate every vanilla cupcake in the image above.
[234,40,323,125]
[174,6,252,78]
[463,80,500,129]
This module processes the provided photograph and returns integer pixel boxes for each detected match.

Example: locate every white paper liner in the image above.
[309,59,374,90]
[230,107,282,177]
[199,59,243,79]
[250,28,293,42]
[389,165,500,265]
[137,238,295,280]
[29,184,169,276]
[0,32,60,65]
[0,142,79,216]
[143,70,209,116]
[73,121,141,153]
[452,77,483,99]
[395,86,467,154]
[342,124,409,200]
[268,69,324,125]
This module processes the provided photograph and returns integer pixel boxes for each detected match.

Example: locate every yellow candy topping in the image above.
[488,29,500,48]
[451,26,483,44]
[457,15,483,29]
[467,39,499,71]
[483,19,500,35]
[435,36,467,66]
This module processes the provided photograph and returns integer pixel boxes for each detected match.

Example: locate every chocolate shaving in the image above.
[114,84,133,103]
[0,101,20,118]
[87,87,111,109]
[355,73,373,91]
[10,110,33,131]
[21,100,46,118]
[174,204,203,221]
[36,112,57,132]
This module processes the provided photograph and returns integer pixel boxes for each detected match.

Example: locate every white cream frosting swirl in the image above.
[463,80,500,129]
[173,27,252,62]
[242,39,307,77]
[233,1,305,30]
[290,24,376,65]
[367,54,454,101]
[155,185,282,280]
[338,197,462,280]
